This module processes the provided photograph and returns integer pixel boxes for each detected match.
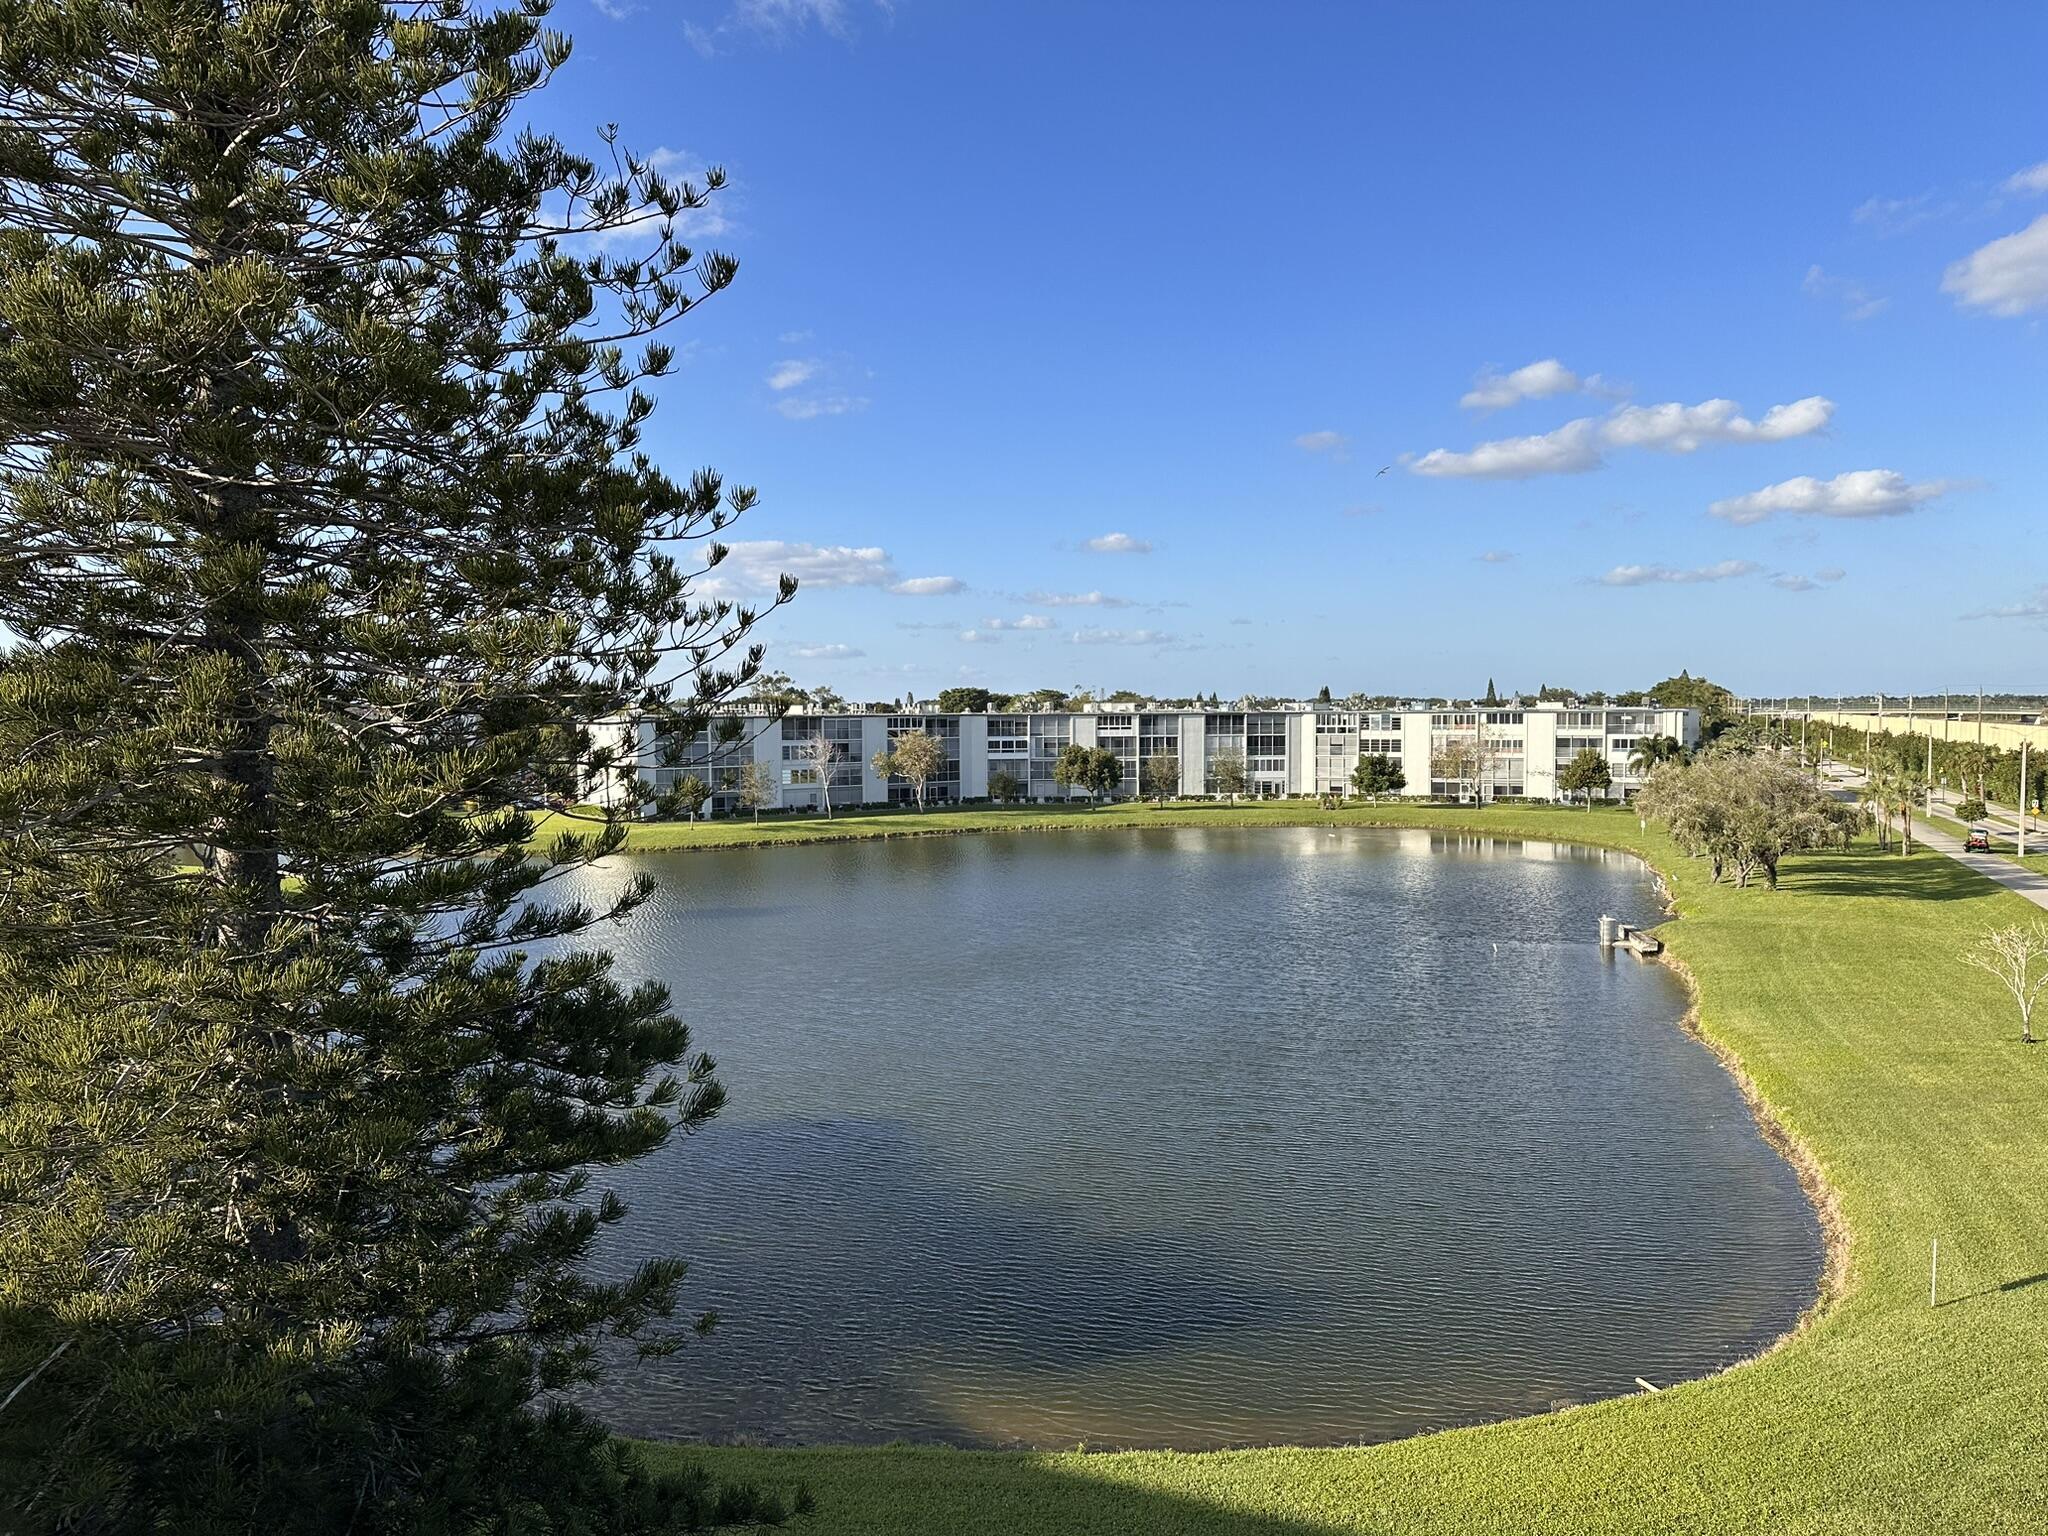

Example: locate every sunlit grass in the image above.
[621,802,2047,1533]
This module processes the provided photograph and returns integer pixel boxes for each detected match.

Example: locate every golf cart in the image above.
[1965,826,1992,852]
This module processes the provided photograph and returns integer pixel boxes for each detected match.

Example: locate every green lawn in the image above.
[610,802,2047,1533]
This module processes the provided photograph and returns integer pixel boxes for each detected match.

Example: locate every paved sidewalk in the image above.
[1906,814,2048,912]
[1823,763,2048,913]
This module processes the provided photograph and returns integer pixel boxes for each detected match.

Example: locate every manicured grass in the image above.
[616,802,2047,1533]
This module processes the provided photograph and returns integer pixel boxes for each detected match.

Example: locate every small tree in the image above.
[1086,747,1126,802]
[674,774,712,822]
[1142,750,1181,804]
[1956,796,1989,823]
[738,760,775,823]
[1965,922,2048,1043]
[794,733,842,820]
[1430,734,1502,802]
[874,731,947,811]
[1211,747,1249,802]
[1052,741,1092,800]
[1558,749,1612,809]
[987,767,1025,804]
[1351,753,1406,802]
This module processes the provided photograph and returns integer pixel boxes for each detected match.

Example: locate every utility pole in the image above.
[1927,732,1934,815]
[2021,740,2031,859]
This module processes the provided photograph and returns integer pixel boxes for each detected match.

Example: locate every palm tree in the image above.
[1628,735,1684,778]
[1890,764,1926,854]
[1859,771,1893,850]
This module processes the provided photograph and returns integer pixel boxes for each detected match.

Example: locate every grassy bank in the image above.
[532,798,1662,853]
[616,803,2046,1533]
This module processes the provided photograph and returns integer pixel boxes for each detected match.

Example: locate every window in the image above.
[987,715,1029,756]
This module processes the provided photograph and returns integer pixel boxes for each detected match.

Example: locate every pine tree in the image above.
[0,4,800,1529]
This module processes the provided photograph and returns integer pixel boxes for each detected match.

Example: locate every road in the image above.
[1821,762,2048,913]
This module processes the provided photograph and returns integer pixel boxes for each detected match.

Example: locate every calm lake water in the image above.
[560,826,1820,1450]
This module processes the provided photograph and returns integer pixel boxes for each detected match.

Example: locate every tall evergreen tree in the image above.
[0,3,799,1528]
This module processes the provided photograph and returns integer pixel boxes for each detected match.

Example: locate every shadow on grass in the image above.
[658,1442,1378,1536]
[1778,847,2003,904]
[1939,1270,2048,1308]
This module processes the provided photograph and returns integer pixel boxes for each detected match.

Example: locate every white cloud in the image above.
[889,575,965,596]
[1771,566,1848,592]
[957,629,998,644]
[764,345,871,419]
[1294,430,1349,456]
[1083,531,1153,554]
[778,328,815,344]
[1020,589,1132,608]
[1460,358,1581,411]
[686,0,868,54]
[1802,265,1888,323]
[1708,470,1952,524]
[1601,395,1834,452]
[983,615,1055,631]
[589,0,637,17]
[1070,627,1178,646]
[766,358,820,391]
[2002,162,2048,196]
[1962,587,2048,622]
[1475,550,1516,564]
[787,642,864,659]
[774,393,869,420]
[1598,560,1762,587]
[1853,193,1946,235]
[702,541,960,598]
[1416,394,1834,479]
[1943,213,2048,315]
[1411,418,1603,479]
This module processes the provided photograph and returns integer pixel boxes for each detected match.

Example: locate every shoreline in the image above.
[601,805,1842,1450]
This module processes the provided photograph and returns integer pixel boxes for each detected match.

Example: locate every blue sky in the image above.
[537,1,2048,700]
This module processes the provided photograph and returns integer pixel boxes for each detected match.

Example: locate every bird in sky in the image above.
[1376,465,1390,477]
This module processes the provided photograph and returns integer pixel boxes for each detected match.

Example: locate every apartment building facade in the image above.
[594,702,1701,816]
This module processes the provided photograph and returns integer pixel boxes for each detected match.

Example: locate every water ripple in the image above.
[559,827,1820,1449]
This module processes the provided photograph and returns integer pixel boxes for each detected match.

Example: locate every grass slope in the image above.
[605,803,2047,1533]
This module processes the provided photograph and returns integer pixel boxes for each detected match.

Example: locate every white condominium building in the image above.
[593,702,1700,816]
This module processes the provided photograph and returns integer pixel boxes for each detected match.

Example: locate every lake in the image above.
[560,825,1821,1450]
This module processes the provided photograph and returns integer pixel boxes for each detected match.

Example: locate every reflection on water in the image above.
[557,826,1821,1449]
